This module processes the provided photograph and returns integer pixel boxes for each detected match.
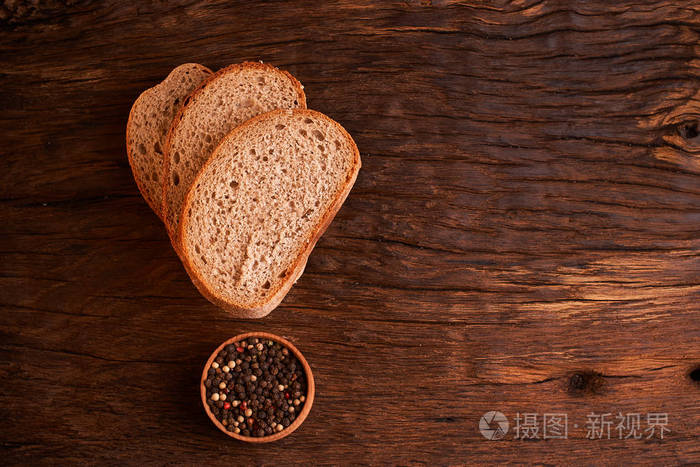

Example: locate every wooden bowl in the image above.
[200,332,315,443]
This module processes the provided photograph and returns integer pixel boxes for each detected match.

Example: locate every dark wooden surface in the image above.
[1,0,699,464]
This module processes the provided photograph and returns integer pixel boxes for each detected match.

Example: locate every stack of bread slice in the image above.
[127,62,360,318]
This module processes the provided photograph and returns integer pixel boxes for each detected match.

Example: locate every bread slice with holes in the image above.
[163,62,306,241]
[126,63,212,217]
[179,109,361,318]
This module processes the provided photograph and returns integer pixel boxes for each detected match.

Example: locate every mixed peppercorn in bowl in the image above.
[201,332,315,442]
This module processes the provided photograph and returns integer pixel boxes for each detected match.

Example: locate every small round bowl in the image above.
[201,332,315,443]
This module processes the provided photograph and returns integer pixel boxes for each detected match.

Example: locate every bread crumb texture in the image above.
[182,109,357,308]
[164,63,305,235]
[127,63,211,215]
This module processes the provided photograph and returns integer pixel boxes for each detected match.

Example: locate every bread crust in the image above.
[125,63,212,219]
[161,62,307,243]
[177,109,361,318]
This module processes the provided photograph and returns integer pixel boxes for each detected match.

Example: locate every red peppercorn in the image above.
[285,392,290,399]
[223,402,231,410]
[236,347,244,352]
[240,401,247,410]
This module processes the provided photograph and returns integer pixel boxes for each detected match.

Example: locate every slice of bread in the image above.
[126,63,212,217]
[162,62,306,241]
[179,109,361,318]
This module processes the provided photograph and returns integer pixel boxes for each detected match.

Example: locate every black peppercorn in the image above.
[205,338,307,438]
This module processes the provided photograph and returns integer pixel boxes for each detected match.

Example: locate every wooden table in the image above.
[2,1,699,464]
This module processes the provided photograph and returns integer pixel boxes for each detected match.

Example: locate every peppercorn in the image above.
[205,337,308,437]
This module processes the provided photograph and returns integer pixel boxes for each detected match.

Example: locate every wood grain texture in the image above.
[1,0,699,464]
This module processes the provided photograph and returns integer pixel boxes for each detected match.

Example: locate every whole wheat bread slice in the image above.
[179,109,361,318]
[162,62,306,241]
[126,63,212,217]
